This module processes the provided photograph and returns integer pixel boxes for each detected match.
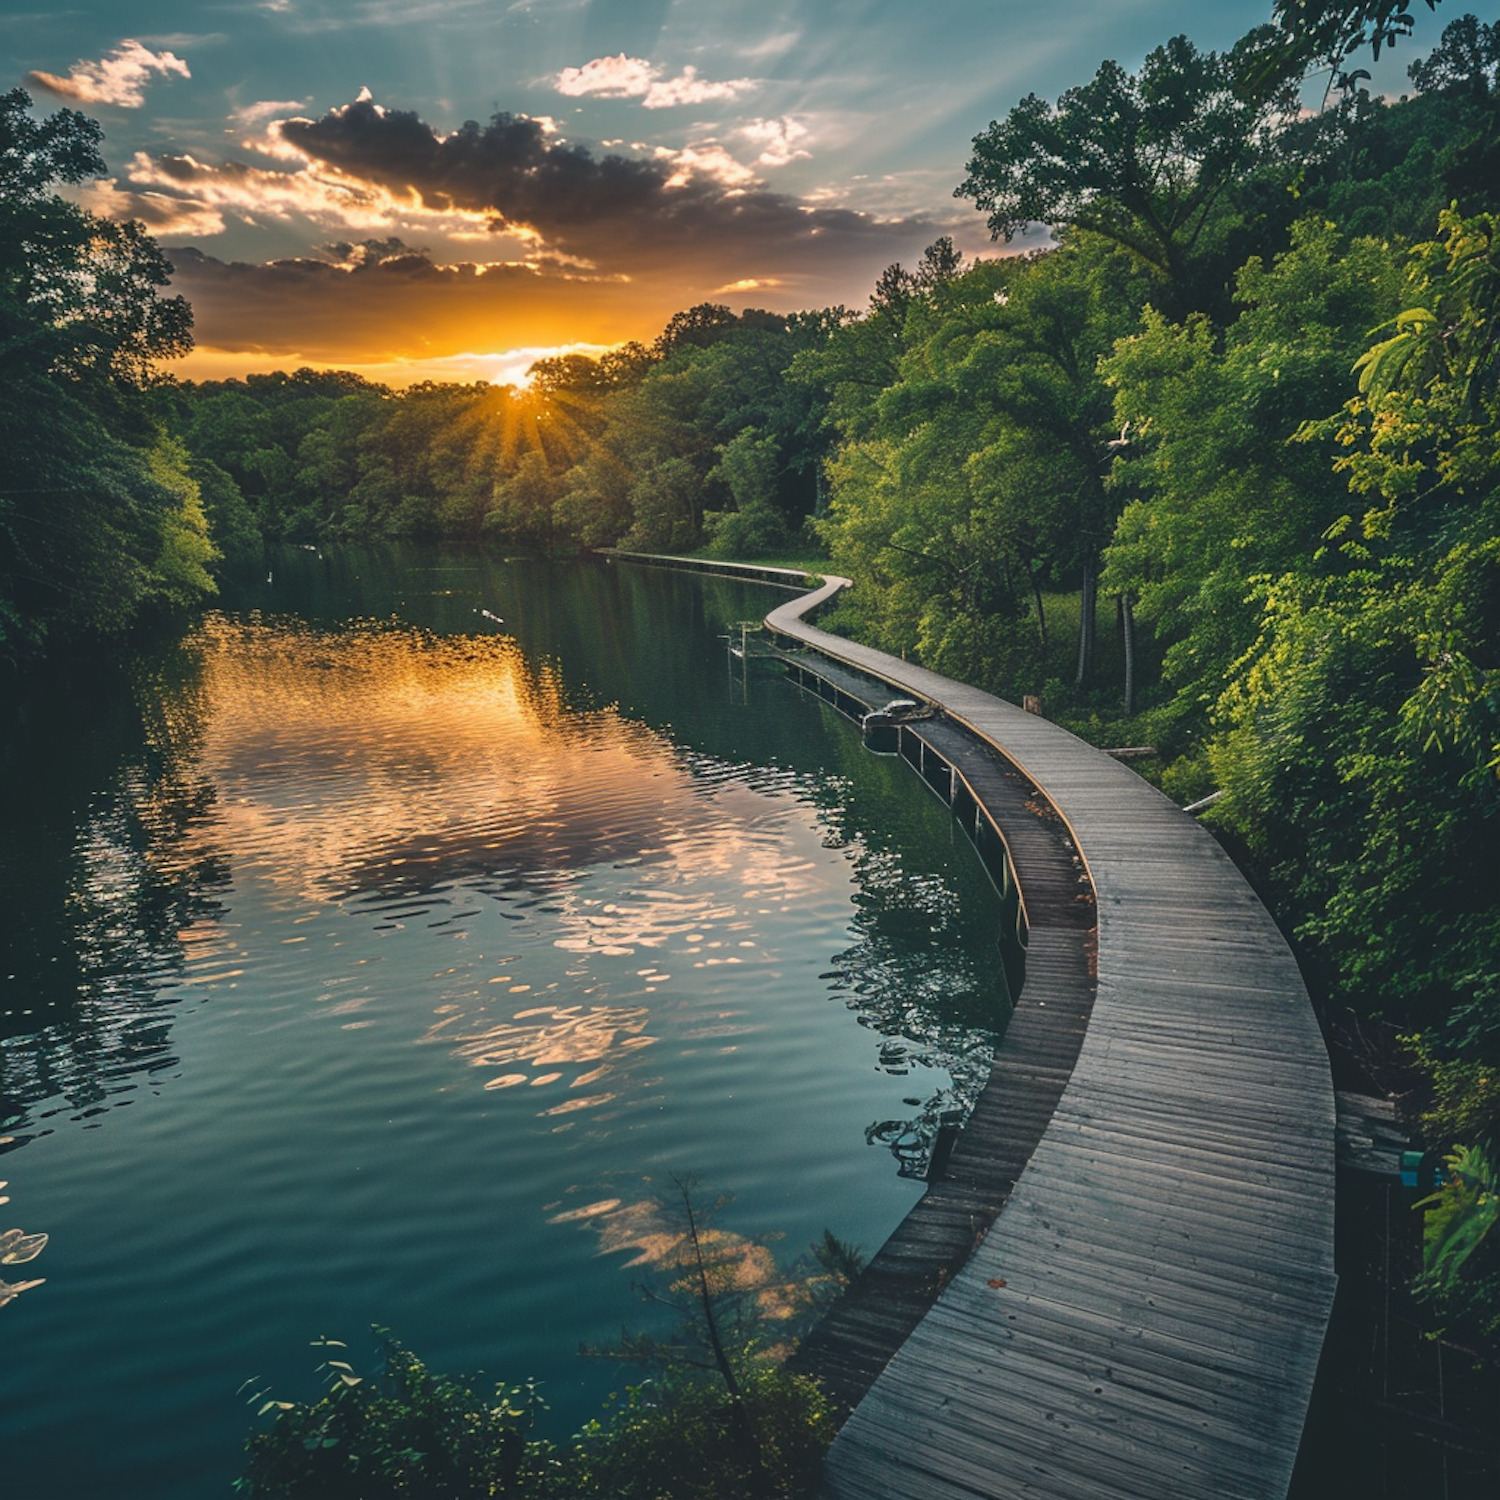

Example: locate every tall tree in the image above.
[1100,218,1403,745]
[1,89,208,667]
[956,33,1299,314]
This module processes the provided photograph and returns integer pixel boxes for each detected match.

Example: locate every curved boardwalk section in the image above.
[777,647,1098,1415]
[759,576,1337,1500]
[762,573,1338,1500]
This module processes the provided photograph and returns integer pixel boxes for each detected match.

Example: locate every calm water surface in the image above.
[0,547,1008,1499]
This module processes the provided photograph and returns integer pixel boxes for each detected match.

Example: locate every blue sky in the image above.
[7,0,1494,382]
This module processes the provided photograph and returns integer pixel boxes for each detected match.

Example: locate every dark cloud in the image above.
[276,99,929,277]
[163,244,645,361]
[151,98,963,370]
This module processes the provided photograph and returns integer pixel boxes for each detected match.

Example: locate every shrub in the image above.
[237,1332,556,1499]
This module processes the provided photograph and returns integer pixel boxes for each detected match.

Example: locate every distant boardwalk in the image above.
[612,555,1337,1500]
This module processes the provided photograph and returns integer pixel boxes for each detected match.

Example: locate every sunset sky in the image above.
[9,0,1490,385]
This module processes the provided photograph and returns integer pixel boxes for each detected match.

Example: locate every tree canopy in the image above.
[1,89,208,668]
[956,33,1300,308]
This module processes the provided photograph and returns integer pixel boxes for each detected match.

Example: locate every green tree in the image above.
[815,240,1146,698]
[1268,1,1448,72]
[0,88,191,387]
[1408,11,1500,94]
[956,33,1299,313]
[572,1367,833,1500]
[788,245,957,445]
[486,450,565,547]
[577,1180,853,1498]
[1099,218,1403,745]
[705,429,786,558]
[144,436,218,607]
[0,89,212,665]
[1206,211,1500,1350]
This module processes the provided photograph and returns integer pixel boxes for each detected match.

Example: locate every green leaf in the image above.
[1418,1143,1500,1288]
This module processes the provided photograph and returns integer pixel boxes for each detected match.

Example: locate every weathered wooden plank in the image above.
[786,695,1100,1415]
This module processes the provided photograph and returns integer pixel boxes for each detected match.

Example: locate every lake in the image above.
[0,545,1010,1498]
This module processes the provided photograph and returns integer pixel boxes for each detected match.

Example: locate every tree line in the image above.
[150,299,846,567]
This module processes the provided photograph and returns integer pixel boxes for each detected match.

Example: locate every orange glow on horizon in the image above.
[168,340,622,389]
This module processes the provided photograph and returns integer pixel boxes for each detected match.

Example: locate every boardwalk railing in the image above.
[610,554,1338,1500]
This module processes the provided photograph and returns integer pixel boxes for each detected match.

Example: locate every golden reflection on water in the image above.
[161,614,843,1121]
[181,616,821,913]
[435,1003,654,1098]
[0,1150,48,1311]
[185,615,685,898]
[544,1190,802,1332]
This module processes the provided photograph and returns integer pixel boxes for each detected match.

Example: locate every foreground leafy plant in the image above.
[1417,1143,1500,1342]
[238,1181,858,1499]
[236,1332,556,1498]
[572,1366,835,1500]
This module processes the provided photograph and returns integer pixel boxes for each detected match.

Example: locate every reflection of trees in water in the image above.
[0,645,224,1141]
[797,729,1012,1181]
[1,552,1009,1181]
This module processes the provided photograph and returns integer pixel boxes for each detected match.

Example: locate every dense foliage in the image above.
[239,1192,856,1499]
[0,88,209,670]
[239,1338,833,1500]
[814,14,1499,1354]
[150,304,846,562]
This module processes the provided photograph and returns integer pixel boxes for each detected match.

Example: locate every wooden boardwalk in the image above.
[761,575,1337,1500]
[606,555,1337,1500]
[783,651,1098,1415]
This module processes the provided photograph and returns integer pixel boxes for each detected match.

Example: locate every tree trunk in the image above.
[678,1182,772,1496]
[1121,591,1136,717]
[1074,565,1096,690]
[1027,556,1048,649]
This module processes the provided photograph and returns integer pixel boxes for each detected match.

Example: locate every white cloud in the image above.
[555,54,655,100]
[230,99,310,128]
[645,142,756,190]
[737,117,811,169]
[734,31,802,62]
[641,66,754,109]
[553,54,756,110]
[124,148,495,240]
[27,39,190,109]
